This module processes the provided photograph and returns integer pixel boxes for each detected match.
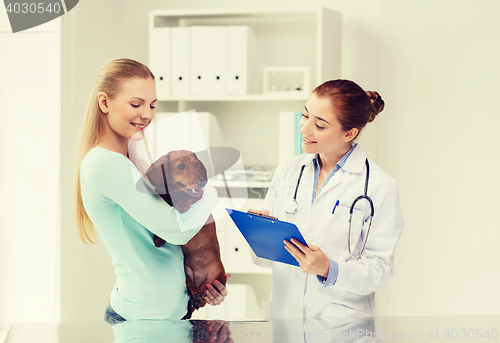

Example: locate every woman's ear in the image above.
[343,128,359,142]
[98,92,110,114]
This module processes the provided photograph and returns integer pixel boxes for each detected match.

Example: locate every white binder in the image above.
[148,27,171,99]
[171,27,191,96]
[190,26,209,95]
[227,26,260,95]
[208,26,228,96]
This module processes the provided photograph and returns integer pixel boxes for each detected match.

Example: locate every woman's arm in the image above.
[80,149,217,245]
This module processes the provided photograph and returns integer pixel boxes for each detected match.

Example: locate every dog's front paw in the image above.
[187,287,207,310]
[175,199,192,213]
[153,234,166,247]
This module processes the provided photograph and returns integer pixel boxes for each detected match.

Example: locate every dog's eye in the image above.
[177,163,186,170]
[195,162,200,169]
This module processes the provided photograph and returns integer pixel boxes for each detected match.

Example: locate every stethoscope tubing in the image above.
[284,165,305,215]
[285,158,374,259]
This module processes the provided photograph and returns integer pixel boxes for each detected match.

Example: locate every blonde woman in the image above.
[73,58,227,323]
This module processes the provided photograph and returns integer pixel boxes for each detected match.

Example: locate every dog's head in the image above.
[145,150,208,198]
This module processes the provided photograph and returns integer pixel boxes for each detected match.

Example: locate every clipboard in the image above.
[226,208,308,267]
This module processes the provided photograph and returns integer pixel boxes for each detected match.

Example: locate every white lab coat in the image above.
[254,145,404,318]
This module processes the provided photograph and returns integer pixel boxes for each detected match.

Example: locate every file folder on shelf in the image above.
[171,27,191,96]
[190,26,209,95]
[226,208,308,267]
[227,26,261,95]
[208,26,228,96]
[149,27,171,99]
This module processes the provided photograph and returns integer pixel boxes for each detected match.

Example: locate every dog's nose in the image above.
[197,180,208,189]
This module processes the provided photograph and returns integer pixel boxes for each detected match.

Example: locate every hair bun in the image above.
[366,91,385,122]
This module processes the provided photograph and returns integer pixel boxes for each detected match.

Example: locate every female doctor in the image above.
[254,79,404,318]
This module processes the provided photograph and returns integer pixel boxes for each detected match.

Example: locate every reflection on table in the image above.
[111,316,374,343]
[5,315,500,343]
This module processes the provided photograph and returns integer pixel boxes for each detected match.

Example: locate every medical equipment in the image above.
[284,165,305,215]
[284,159,374,259]
[348,159,374,259]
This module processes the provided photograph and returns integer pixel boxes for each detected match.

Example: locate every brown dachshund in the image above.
[145,150,226,319]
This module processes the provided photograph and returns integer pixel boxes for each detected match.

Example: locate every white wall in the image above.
[376,0,500,316]
[0,12,61,336]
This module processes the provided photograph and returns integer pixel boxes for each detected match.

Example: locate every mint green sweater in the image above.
[80,147,217,320]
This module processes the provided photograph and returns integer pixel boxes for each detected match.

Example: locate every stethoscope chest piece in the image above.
[285,199,299,215]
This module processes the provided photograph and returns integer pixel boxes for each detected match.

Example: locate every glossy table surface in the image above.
[5,315,500,342]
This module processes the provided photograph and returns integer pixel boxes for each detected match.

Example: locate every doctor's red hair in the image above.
[314,80,385,138]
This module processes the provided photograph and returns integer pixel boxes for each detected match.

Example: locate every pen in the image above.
[332,200,340,214]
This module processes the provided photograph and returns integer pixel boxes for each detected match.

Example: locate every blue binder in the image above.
[226,208,308,267]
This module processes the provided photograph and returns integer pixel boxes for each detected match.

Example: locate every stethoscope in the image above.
[285,159,375,259]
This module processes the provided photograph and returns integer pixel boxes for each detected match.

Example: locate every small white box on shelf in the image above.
[264,67,310,96]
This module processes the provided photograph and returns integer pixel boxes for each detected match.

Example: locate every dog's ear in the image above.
[161,164,168,193]
[145,155,170,194]
[160,153,173,193]
[166,153,171,173]
[194,152,208,180]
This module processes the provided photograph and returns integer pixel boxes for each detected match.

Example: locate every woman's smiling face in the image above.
[300,92,353,157]
[100,77,157,143]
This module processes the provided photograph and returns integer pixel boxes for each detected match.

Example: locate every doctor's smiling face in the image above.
[300,92,357,161]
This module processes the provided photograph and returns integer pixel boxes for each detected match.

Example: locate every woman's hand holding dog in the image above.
[204,274,231,306]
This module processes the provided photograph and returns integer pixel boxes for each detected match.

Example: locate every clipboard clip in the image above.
[247,209,278,221]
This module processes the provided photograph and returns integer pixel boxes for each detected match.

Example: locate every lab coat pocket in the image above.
[318,204,365,257]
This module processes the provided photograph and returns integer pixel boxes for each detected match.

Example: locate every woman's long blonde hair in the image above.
[73,58,154,244]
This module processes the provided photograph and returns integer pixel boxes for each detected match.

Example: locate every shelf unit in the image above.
[148,7,340,320]
[149,7,341,101]
[147,6,341,169]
